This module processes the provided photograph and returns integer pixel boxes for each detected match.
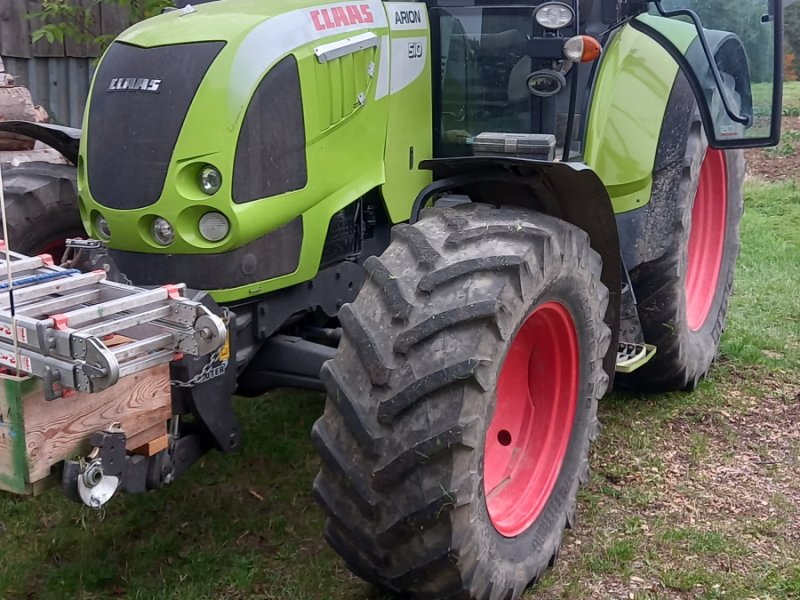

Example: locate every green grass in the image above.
[1,179,799,599]
[753,80,800,116]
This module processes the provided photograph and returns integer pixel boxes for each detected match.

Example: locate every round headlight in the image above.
[152,217,175,246]
[198,212,230,242]
[95,215,111,240]
[535,2,575,30]
[199,165,222,195]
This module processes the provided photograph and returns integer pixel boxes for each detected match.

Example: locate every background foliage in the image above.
[30,0,172,49]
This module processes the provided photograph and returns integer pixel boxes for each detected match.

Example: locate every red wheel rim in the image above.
[484,301,579,537]
[686,149,727,331]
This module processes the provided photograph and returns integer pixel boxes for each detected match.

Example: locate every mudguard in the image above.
[0,121,81,165]
[418,156,621,384]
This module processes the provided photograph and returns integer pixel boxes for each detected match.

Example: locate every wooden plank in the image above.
[64,0,101,58]
[126,421,167,451]
[22,363,171,482]
[0,0,32,58]
[132,434,169,457]
[28,0,66,58]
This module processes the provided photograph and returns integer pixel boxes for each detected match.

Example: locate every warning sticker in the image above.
[0,324,28,344]
[0,351,32,373]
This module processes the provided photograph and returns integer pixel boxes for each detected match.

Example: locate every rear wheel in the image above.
[313,204,611,599]
[620,74,744,392]
[0,161,83,259]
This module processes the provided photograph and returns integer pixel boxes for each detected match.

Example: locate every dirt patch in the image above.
[745,117,800,182]
[534,370,800,600]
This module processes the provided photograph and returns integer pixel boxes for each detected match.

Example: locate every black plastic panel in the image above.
[87,41,224,210]
[110,218,303,289]
[233,55,307,204]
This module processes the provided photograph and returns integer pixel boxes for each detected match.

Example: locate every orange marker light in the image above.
[563,35,602,63]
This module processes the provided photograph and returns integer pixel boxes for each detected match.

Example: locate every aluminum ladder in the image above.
[0,242,226,399]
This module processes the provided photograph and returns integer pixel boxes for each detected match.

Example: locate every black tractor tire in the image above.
[620,75,745,392]
[0,161,83,258]
[313,204,611,599]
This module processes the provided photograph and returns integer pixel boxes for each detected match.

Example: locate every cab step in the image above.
[615,342,657,373]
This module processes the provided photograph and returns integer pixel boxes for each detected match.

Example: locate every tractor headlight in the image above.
[534,2,575,30]
[152,217,175,246]
[198,212,230,242]
[95,215,111,240]
[199,165,222,195]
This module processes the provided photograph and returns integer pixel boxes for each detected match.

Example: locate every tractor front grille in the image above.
[86,41,225,210]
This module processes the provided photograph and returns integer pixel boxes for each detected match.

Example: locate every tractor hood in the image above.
[79,0,394,260]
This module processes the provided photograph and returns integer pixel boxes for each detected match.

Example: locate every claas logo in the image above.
[310,4,374,31]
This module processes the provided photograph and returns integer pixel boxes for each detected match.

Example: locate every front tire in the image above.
[313,204,611,599]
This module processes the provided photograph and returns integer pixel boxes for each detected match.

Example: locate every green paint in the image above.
[585,22,683,214]
[0,377,31,495]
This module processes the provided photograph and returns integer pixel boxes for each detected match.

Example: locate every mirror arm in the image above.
[653,1,750,126]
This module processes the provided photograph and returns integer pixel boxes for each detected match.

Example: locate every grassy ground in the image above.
[1,158,799,599]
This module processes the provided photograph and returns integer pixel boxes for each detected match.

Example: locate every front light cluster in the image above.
[199,165,222,195]
[198,212,230,242]
[95,215,111,240]
[152,217,175,246]
[534,2,575,30]
[100,163,230,247]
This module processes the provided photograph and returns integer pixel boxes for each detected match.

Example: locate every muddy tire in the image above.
[313,204,611,599]
[0,161,82,258]
[620,75,745,392]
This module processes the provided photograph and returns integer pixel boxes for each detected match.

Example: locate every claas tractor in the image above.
[0,0,785,598]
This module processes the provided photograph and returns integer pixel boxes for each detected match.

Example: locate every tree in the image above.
[31,0,172,49]
[786,2,800,58]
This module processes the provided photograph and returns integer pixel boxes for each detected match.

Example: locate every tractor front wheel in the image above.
[313,204,611,599]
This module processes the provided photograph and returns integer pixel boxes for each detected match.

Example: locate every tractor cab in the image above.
[431,0,783,161]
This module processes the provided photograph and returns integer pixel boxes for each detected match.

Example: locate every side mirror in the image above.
[633,0,783,149]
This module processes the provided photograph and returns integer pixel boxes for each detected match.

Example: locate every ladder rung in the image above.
[112,333,174,363]
[16,289,102,317]
[0,271,106,305]
[0,255,52,276]
[117,348,175,379]
[56,287,171,329]
[79,305,173,338]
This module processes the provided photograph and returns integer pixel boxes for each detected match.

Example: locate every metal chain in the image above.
[169,307,230,388]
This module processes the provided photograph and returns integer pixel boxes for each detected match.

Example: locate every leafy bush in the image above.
[31,0,172,49]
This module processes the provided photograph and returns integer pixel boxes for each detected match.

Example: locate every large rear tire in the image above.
[0,161,83,258]
[619,76,744,392]
[313,204,611,599]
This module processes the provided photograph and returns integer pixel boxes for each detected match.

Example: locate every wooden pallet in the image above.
[0,363,170,495]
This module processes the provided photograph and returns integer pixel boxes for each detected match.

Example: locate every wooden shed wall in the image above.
[0,1,132,126]
[0,0,131,59]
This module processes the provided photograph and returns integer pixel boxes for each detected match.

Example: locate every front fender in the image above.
[583,22,683,215]
[419,156,621,384]
[0,121,81,165]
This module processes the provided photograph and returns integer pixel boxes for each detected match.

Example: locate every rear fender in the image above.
[0,121,81,165]
[418,157,620,383]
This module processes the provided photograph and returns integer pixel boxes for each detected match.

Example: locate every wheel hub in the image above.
[484,301,579,538]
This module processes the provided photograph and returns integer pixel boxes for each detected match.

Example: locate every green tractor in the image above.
[0,0,785,597]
